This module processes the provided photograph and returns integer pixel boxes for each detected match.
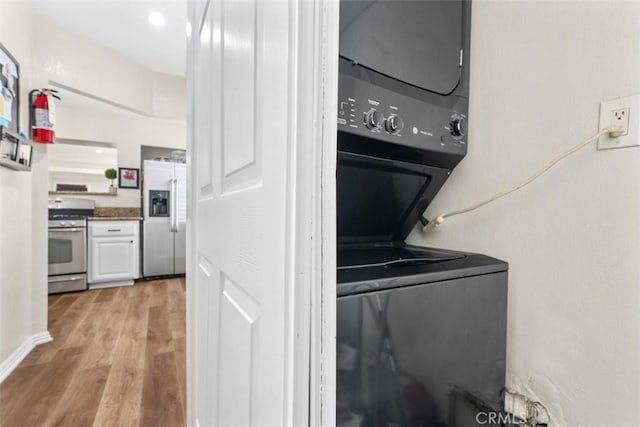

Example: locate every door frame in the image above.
[291,1,338,426]
[185,0,338,425]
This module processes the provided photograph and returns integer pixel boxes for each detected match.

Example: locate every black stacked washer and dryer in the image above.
[336,1,509,426]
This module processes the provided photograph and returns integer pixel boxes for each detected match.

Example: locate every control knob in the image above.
[364,109,384,130]
[449,116,467,138]
[385,114,404,134]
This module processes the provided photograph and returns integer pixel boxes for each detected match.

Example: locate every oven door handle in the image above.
[49,228,84,232]
[48,276,84,283]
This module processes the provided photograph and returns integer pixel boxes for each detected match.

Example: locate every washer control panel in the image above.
[337,71,468,163]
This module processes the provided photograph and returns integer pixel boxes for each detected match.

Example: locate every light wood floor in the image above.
[0,278,186,427]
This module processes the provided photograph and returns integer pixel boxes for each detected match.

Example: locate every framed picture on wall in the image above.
[118,167,140,189]
[0,43,20,133]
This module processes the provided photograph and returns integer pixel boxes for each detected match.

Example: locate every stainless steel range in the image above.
[48,198,95,294]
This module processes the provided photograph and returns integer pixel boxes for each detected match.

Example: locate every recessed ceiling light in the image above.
[95,148,103,154]
[186,22,192,38]
[148,11,166,28]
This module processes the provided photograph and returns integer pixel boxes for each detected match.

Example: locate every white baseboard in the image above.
[0,331,53,384]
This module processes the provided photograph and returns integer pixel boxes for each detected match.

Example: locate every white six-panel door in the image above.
[190,1,289,424]
[187,0,339,425]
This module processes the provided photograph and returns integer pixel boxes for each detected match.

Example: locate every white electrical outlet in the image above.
[598,95,640,150]
[611,107,630,135]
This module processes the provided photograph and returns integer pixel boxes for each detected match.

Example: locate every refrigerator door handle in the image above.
[173,178,178,233]
[174,178,179,233]
[170,178,176,232]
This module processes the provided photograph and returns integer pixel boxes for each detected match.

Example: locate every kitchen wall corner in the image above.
[0,0,49,373]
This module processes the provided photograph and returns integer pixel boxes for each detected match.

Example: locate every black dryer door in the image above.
[339,0,464,95]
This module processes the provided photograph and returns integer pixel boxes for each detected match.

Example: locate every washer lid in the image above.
[336,150,451,245]
[337,244,508,293]
[339,0,464,95]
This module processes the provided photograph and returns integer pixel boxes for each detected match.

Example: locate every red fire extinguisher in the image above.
[29,88,60,144]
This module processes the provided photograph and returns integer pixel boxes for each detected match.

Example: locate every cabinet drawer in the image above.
[89,221,139,237]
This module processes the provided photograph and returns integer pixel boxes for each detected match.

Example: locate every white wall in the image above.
[32,15,186,120]
[31,13,187,208]
[48,142,118,192]
[407,2,640,426]
[0,0,49,365]
[54,106,186,207]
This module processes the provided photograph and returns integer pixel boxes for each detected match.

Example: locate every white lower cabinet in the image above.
[88,220,140,288]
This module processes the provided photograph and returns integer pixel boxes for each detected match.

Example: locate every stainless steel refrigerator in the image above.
[143,160,186,276]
